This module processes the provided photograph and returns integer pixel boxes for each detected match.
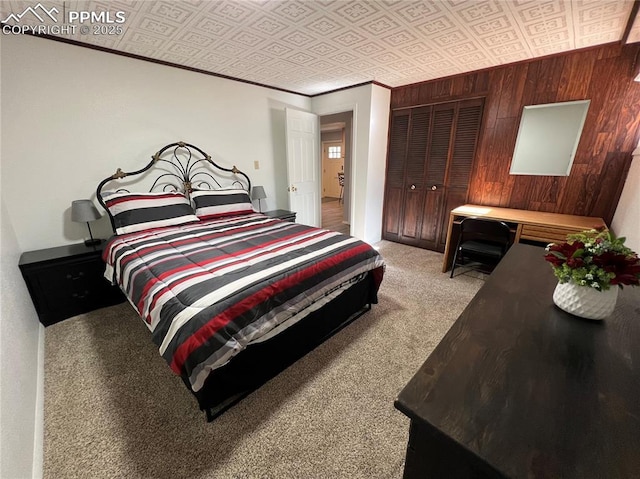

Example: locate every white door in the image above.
[285,108,320,227]
[322,141,343,198]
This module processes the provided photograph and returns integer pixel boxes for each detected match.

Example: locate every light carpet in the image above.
[43,240,484,479]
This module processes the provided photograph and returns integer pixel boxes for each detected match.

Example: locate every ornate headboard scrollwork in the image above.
[96,141,252,232]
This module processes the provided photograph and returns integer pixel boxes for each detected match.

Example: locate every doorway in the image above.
[320,112,352,235]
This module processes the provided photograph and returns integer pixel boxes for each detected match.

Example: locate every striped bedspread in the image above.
[103,213,384,392]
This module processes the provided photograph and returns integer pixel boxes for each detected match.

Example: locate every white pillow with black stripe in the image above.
[191,189,254,220]
[105,191,199,235]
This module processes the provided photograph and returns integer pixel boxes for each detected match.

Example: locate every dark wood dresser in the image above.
[395,243,640,479]
[19,241,125,326]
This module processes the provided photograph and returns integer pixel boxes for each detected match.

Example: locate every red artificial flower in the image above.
[593,253,640,286]
[544,241,585,268]
[566,257,584,268]
[544,252,564,267]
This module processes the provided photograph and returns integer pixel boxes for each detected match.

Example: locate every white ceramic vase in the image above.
[552,281,619,320]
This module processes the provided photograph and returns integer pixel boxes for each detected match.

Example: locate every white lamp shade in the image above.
[71,200,102,222]
[251,186,267,200]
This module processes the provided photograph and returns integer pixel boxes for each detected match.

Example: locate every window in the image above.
[328,146,341,159]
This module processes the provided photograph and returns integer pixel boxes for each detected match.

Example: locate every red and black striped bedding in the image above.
[103,212,384,392]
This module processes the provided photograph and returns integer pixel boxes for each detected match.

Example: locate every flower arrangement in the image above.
[544,227,640,291]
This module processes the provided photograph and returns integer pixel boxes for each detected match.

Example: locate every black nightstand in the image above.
[19,241,125,326]
[263,209,296,222]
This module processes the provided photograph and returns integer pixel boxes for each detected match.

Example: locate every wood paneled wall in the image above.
[390,43,640,225]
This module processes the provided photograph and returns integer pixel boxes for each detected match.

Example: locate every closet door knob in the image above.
[410,184,416,190]
[431,185,437,191]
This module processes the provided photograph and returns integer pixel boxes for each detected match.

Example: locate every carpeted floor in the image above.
[43,240,484,479]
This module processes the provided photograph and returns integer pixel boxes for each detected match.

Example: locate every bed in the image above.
[96,142,385,421]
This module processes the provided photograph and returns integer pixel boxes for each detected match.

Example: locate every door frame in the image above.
[317,107,356,235]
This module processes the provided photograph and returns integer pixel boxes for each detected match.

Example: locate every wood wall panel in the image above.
[556,52,594,100]
[496,64,528,120]
[390,43,640,225]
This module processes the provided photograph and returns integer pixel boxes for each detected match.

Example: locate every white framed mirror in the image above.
[509,100,590,176]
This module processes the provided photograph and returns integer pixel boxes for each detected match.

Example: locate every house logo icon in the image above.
[2,3,59,24]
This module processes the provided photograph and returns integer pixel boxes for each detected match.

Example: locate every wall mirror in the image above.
[509,99,590,176]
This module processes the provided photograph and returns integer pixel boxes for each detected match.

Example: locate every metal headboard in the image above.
[97,141,252,232]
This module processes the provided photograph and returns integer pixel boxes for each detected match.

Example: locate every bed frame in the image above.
[96,141,252,228]
[96,141,378,421]
[195,274,376,421]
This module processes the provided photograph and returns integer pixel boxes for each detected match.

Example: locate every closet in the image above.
[383,98,484,252]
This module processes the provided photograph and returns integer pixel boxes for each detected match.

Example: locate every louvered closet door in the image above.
[401,106,431,239]
[382,107,432,243]
[437,98,484,250]
[383,98,484,252]
[383,110,410,238]
[420,103,453,248]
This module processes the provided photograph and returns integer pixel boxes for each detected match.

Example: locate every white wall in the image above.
[611,146,640,253]
[312,84,390,245]
[1,32,44,479]
[2,34,310,252]
[0,200,44,479]
[364,86,391,243]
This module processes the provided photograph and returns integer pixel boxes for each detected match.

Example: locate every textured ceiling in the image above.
[1,0,638,95]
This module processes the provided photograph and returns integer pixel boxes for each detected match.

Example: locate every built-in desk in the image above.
[396,244,640,478]
[442,205,606,272]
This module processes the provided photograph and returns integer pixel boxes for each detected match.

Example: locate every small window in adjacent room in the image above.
[328,145,341,159]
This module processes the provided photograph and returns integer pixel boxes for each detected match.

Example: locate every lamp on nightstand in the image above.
[71,199,102,247]
[251,186,267,213]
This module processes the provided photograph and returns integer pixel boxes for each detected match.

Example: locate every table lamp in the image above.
[71,199,102,246]
[251,186,267,213]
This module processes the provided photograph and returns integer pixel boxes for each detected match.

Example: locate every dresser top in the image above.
[396,243,640,478]
[19,241,106,266]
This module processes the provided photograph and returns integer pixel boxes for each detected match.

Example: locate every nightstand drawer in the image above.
[263,209,296,222]
[19,242,125,326]
[35,258,111,311]
[278,214,296,222]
